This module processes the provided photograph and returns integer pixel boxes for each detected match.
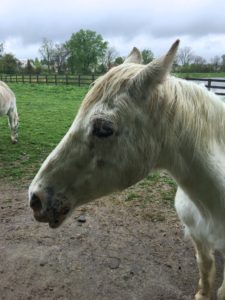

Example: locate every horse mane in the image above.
[160,77,225,151]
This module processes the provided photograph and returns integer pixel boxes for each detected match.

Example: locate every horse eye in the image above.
[92,119,114,138]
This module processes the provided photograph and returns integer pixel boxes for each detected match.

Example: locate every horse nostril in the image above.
[30,193,42,211]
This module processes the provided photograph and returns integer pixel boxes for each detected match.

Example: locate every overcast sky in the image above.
[1,0,225,61]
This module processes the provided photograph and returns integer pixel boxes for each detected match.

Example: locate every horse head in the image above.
[29,40,179,228]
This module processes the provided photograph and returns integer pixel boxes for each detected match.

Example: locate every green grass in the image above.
[124,171,177,207]
[0,84,88,181]
[125,192,141,201]
[176,72,225,78]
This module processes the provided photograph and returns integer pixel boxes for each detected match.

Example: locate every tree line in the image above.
[174,46,225,73]
[0,29,153,75]
[0,30,225,75]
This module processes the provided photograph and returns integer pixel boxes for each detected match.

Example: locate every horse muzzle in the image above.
[29,191,70,228]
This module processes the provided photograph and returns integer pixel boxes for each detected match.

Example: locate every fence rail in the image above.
[1,74,225,96]
[186,77,225,96]
[0,74,97,86]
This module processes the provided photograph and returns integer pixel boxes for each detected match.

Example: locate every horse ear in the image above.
[129,40,180,93]
[123,47,142,64]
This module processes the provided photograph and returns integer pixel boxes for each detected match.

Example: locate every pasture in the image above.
[0,84,88,180]
[0,83,223,299]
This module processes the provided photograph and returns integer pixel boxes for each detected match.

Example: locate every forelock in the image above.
[80,63,144,112]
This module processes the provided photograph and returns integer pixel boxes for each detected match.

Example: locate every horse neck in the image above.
[9,97,19,126]
[11,96,18,113]
[153,78,225,195]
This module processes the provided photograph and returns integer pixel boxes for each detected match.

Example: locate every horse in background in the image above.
[0,81,19,143]
[29,40,225,300]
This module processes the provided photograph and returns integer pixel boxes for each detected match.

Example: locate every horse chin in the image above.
[33,210,68,229]
[48,219,64,229]
[33,211,49,223]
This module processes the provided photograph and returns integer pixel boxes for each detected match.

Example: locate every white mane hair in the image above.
[158,77,225,151]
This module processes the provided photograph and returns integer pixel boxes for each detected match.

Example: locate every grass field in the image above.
[0,84,89,181]
[176,72,225,78]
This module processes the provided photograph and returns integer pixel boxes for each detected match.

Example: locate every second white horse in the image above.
[0,81,19,143]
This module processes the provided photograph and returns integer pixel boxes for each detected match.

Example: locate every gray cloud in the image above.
[1,0,225,59]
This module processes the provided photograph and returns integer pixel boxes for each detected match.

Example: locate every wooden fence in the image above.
[0,74,97,86]
[186,78,225,96]
[1,74,225,96]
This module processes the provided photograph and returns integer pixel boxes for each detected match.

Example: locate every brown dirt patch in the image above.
[0,172,223,299]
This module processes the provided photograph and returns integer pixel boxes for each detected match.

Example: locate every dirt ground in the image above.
[0,173,223,300]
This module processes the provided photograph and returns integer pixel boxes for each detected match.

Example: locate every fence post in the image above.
[66,75,68,85]
[29,74,31,83]
[92,73,95,83]
[46,75,48,84]
[207,79,212,91]
[78,75,81,86]
[55,74,57,85]
[22,74,24,84]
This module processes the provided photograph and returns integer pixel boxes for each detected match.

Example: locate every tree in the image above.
[33,58,43,74]
[141,49,154,64]
[193,55,206,66]
[221,54,225,71]
[66,29,108,74]
[190,55,207,72]
[114,56,124,65]
[53,43,68,73]
[210,55,221,71]
[177,46,194,66]
[24,60,35,74]
[39,38,55,73]
[103,46,119,70]
[0,43,4,57]
[0,53,20,74]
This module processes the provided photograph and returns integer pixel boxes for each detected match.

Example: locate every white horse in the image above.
[29,40,225,299]
[0,81,19,143]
